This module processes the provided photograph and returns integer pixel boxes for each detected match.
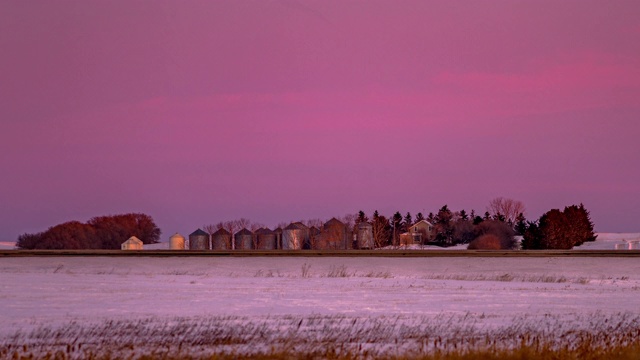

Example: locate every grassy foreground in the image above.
[2,313,640,360]
[4,343,640,360]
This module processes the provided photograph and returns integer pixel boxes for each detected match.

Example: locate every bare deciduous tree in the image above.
[203,224,217,235]
[235,218,251,231]
[372,215,390,249]
[487,197,525,225]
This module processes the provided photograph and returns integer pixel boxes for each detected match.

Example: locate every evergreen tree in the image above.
[434,205,454,244]
[427,212,435,224]
[459,209,469,221]
[514,213,527,236]
[391,212,403,245]
[415,212,425,223]
[357,210,368,224]
[521,204,596,250]
[563,204,597,246]
[521,221,541,249]
[403,212,412,231]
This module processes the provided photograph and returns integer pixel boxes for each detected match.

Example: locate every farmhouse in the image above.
[402,220,434,245]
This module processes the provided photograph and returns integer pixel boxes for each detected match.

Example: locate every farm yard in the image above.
[1,252,640,359]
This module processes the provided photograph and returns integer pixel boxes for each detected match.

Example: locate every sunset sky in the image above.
[1,1,639,241]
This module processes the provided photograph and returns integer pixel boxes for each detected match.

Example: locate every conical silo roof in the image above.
[236,228,254,236]
[190,229,209,237]
[213,228,231,236]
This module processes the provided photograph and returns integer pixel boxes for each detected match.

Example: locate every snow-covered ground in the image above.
[1,255,639,357]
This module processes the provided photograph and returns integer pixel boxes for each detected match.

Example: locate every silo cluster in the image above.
[173,219,381,251]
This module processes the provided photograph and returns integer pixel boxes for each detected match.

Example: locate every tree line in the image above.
[16,213,161,250]
[14,198,596,250]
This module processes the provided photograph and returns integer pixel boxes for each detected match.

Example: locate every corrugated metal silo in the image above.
[320,218,348,250]
[189,229,210,250]
[282,222,309,250]
[169,233,186,250]
[212,228,231,250]
[234,228,254,250]
[274,227,283,249]
[629,241,640,250]
[256,228,277,250]
[357,222,374,249]
[614,243,627,250]
[308,226,320,249]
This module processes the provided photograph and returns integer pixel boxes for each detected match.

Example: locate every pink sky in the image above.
[1,1,639,240]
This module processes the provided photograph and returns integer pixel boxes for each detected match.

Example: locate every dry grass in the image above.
[2,313,639,360]
[420,273,592,284]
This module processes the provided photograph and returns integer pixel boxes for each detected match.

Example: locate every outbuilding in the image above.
[121,236,143,250]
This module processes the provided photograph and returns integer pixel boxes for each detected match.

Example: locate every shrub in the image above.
[468,234,503,250]
[473,220,516,249]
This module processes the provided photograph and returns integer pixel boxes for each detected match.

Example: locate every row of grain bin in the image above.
[168,218,375,250]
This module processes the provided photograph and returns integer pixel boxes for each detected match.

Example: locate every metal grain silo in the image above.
[256,228,277,250]
[189,229,210,250]
[629,241,640,250]
[212,228,231,250]
[234,228,254,250]
[282,222,309,250]
[274,227,283,249]
[320,218,348,250]
[357,222,374,249]
[169,233,186,250]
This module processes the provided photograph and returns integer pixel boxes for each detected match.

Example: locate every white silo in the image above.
[170,233,186,250]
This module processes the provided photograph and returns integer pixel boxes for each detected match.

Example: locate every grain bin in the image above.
[234,228,254,250]
[615,243,627,250]
[212,228,232,250]
[321,218,348,250]
[308,226,321,249]
[169,233,186,250]
[121,236,143,250]
[357,222,374,249]
[629,241,640,250]
[256,228,277,250]
[282,222,309,250]
[274,227,283,249]
[189,229,210,250]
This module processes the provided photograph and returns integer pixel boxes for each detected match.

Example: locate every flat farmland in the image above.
[1,256,639,358]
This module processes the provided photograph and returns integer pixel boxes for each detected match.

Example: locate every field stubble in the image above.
[2,312,640,359]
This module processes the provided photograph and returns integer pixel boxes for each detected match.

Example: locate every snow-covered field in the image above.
[1,255,640,358]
